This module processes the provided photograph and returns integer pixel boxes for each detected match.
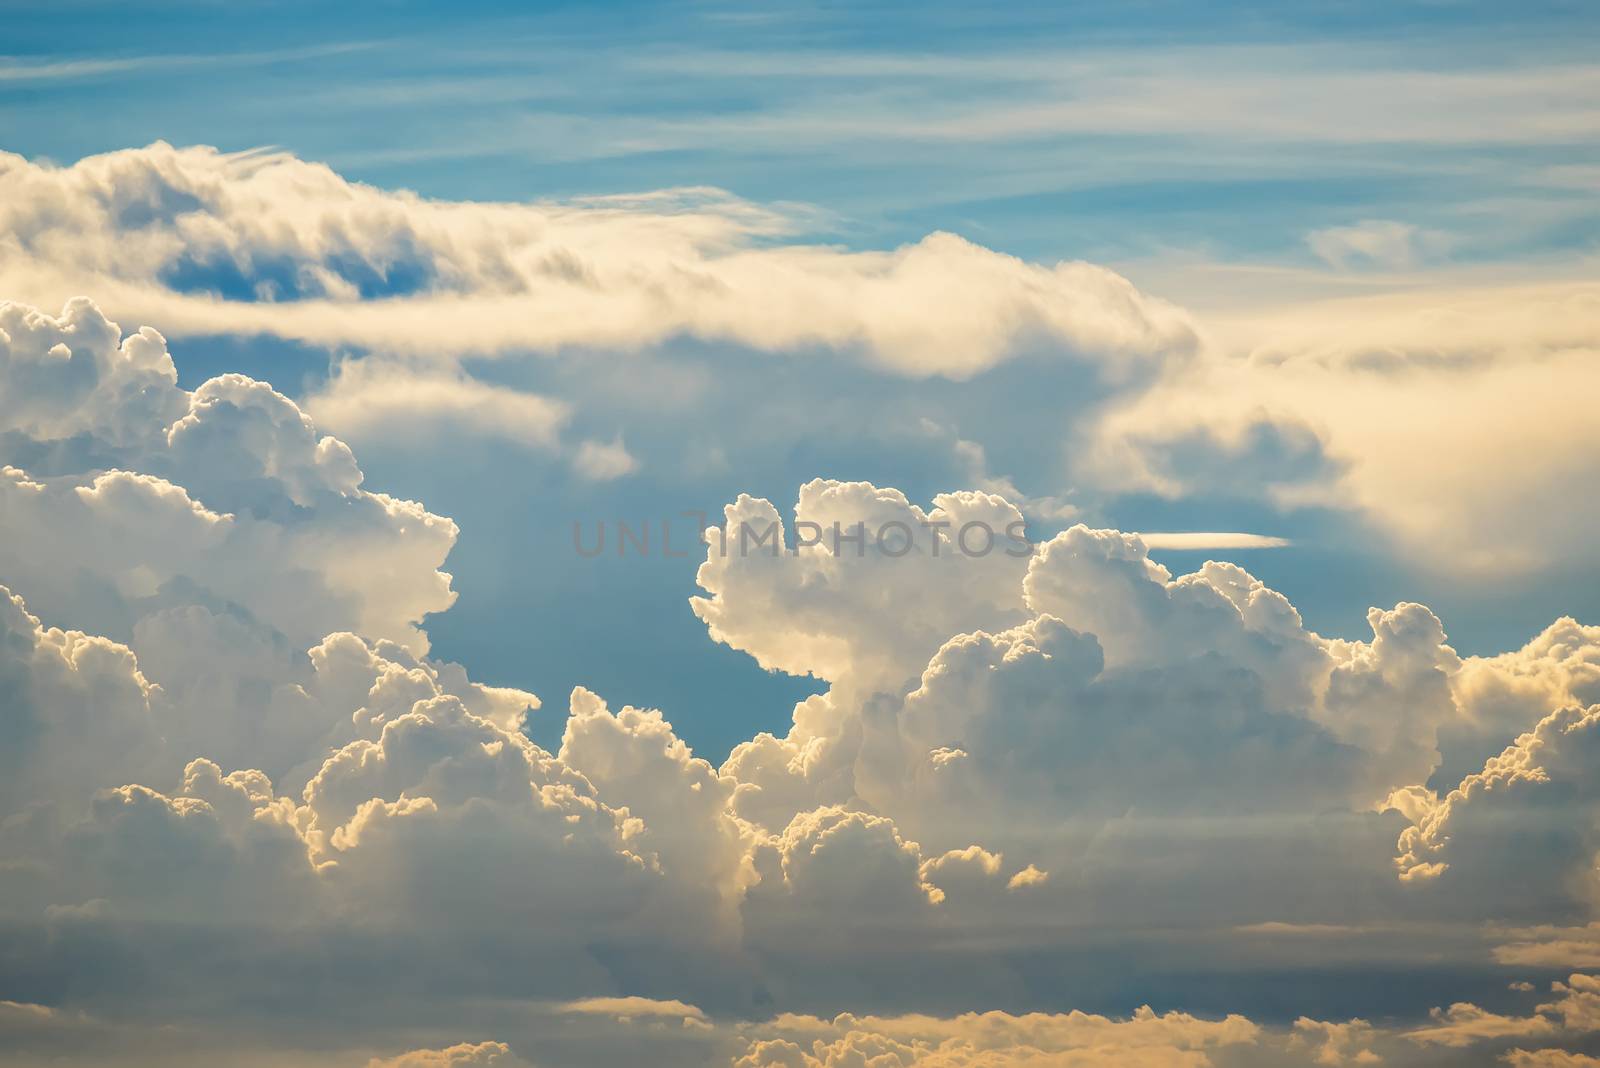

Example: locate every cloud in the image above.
[1137,532,1291,550]
[559,687,750,931]
[1078,275,1600,575]
[691,480,1036,700]
[1495,925,1600,970]
[368,1042,530,1068]
[701,481,1522,942]
[6,301,1600,1065]
[1306,220,1448,271]
[0,583,159,822]
[685,476,1600,957]
[0,569,700,1038]
[0,302,714,1052]
[296,690,654,936]
[8,139,1597,600]
[0,43,375,85]
[0,297,185,450]
[1404,1003,1556,1048]
[1438,617,1600,786]
[573,435,639,480]
[0,144,1197,380]
[1505,1052,1600,1068]
[1290,1018,1380,1066]
[559,996,708,1023]
[1401,975,1600,1055]
[744,804,945,929]
[0,299,458,655]
[0,1002,56,1023]
[732,1006,1259,1068]
[617,47,1600,150]
[1006,864,1049,890]
[305,358,570,450]
[1394,704,1600,916]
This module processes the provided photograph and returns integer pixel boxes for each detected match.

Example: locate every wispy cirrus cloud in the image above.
[0,41,378,83]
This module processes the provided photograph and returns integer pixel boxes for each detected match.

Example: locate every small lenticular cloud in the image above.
[1138,532,1292,550]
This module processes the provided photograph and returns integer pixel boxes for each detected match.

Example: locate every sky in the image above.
[2,2,1600,1066]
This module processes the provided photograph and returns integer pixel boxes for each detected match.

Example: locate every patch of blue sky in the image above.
[4,1,1596,268]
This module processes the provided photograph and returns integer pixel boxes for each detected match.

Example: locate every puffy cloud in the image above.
[1443,618,1600,787]
[368,1042,531,1068]
[863,612,1358,839]
[684,479,1600,962]
[1322,602,1463,796]
[0,298,457,655]
[0,573,632,935]
[6,293,1600,1066]
[1005,864,1049,890]
[1505,1052,1600,1068]
[710,482,1472,864]
[1289,1017,1380,1065]
[1021,526,1329,690]
[1395,704,1600,917]
[0,579,160,824]
[0,581,690,1049]
[559,688,751,935]
[918,844,1003,899]
[744,805,944,922]
[1545,975,1600,1033]
[1022,524,1464,795]
[0,297,184,452]
[52,761,315,925]
[298,691,655,939]
[692,481,1035,700]
[1400,974,1600,1058]
[0,304,703,1052]
[732,1007,1259,1068]
[0,144,1197,380]
[21,447,1590,1065]
[572,435,639,480]
[120,614,539,798]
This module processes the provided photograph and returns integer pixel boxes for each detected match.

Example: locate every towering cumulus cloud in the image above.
[3,296,1600,1067]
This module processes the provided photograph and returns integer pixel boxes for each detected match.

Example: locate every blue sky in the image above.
[6,0,1598,264]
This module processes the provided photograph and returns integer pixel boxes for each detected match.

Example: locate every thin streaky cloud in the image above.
[0,41,379,83]
[1139,532,1292,550]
